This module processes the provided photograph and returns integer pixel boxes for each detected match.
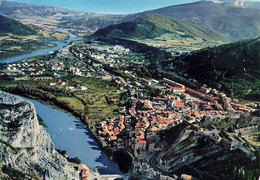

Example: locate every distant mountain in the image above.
[204,0,260,9]
[59,14,127,33]
[0,14,37,36]
[1,1,260,40]
[165,37,260,100]
[0,1,102,19]
[127,1,260,41]
[94,15,230,42]
[0,1,105,35]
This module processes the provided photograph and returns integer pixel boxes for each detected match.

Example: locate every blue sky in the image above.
[1,0,211,14]
[3,0,259,14]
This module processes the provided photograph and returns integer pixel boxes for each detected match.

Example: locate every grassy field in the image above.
[137,33,221,53]
[0,76,121,124]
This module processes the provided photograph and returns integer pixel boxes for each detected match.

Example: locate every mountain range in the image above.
[1,1,260,41]
[93,15,231,42]
[128,1,260,41]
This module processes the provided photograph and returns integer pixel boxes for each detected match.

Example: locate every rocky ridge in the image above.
[0,90,75,179]
[157,124,256,179]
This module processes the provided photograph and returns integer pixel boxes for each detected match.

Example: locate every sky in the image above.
[3,0,259,14]
[0,0,213,14]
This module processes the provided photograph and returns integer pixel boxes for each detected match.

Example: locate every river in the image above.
[23,97,121,175]
[0,33,81,64]
[2,32,122,175]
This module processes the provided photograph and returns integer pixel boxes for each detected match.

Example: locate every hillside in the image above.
[163,37,260,100]
[94,15,230,42]
[0,14,37,36]
[128,1,260,41]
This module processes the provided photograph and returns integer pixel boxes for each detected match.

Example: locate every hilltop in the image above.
[163,37,260,100]
[0,14,37,36]
[94,15,230,42]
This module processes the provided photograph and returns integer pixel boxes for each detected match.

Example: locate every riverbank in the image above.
[0,31,79,64]
[20,94,123,175]
[8,86,132,173]
[1,75,132,172]
[0,29,70,61]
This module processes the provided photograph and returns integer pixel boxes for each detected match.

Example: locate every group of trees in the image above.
[7,84,89,121]
[166,38,260,100]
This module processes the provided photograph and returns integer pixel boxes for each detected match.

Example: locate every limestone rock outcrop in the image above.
[0,91,75,179]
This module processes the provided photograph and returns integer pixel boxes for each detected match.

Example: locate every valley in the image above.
[0,0,259,180]
[0,14,69,60]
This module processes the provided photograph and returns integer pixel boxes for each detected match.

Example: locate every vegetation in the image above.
[132,1,260,41]
[252,110,260,117]
[221,150,260,180]
[1,76,120,124]
[0,15,38,36]
[94,15,230,42]
[89,37,172,64]
[0,38,53,60]
[56,149,81,164]
[37,114,47,128]
[0,14,69,60]
[1,165,32,180]
[165,37,260,100]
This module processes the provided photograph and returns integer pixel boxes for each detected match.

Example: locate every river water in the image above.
[1,33,122,175]
[23,97,121,175]
[0,33,81,64]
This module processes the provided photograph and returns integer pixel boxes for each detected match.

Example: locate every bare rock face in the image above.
[0,91,75,179]
[157,124,255,179]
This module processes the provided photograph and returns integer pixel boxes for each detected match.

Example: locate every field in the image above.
[0,76,121,124]
[136,33,222,53]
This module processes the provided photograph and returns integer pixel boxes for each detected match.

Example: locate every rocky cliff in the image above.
[157,123,256,179]
[0,91,75,179]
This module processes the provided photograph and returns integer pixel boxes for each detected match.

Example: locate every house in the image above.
[153,97,168,103]
[172,87,185,94]
[80,86,88,91]
[78,164,90,180]
[201,86,211,94]
[136,140,147,151]
[181,174,193,180]
[181,92,190,100]
[141,78,151,86]
[162,78,185,88]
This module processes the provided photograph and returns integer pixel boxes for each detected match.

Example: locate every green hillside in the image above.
[0,14,37,36]
[165,37,260,100]
[94,15,230,42]
[131,1,260,41]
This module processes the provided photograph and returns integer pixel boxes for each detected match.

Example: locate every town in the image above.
[0,39,259,180]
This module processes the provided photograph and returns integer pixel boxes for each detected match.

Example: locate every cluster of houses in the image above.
[98,76,258,152]
[95,74,258,178]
